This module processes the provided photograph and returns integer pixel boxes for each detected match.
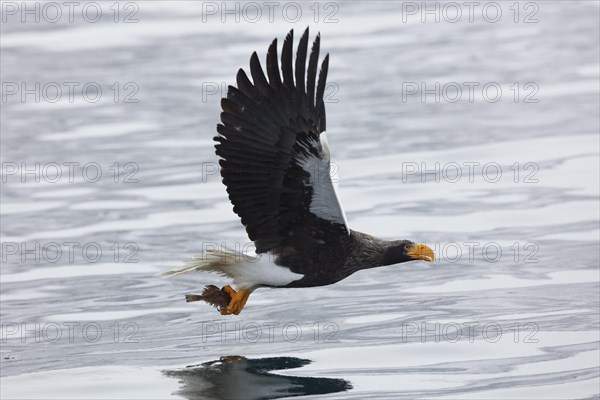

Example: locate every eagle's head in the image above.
[383,241,435,265]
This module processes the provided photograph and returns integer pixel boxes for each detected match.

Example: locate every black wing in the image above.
[215,28,349,254]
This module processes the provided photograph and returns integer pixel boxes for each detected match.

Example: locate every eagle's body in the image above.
[165,28,434,315]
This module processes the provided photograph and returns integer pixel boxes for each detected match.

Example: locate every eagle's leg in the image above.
[220,285,251,315]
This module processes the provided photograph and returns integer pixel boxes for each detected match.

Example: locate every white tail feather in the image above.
[161,248,304,290]
[161,249,243,279]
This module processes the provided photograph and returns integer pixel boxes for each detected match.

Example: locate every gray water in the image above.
[1,1,599,399]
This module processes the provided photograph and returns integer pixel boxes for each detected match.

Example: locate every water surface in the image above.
[1,1,599,399]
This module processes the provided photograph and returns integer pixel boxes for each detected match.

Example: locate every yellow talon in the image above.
[220,285,251,315]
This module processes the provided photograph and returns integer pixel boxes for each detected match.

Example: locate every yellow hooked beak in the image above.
[406,243,435,262]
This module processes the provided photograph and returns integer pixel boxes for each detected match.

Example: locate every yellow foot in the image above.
[220,285,251,316]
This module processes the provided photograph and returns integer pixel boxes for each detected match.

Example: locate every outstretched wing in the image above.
[215,28,349,254]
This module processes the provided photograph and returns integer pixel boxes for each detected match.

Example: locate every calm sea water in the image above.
[1,1,599,399]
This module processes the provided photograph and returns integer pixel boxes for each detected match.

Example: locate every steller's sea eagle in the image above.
[164,28,435,315]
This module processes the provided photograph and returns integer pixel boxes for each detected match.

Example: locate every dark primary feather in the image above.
[307,34,320,105]
[294,29,309,94]
[215,28,347,262]
[281,30,294,88]
[266,39,282,88]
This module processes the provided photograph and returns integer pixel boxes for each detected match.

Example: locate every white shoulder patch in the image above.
[320,132,332,161]
[297,132,350,232]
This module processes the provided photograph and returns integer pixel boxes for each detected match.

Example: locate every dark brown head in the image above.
[381,240,435,266]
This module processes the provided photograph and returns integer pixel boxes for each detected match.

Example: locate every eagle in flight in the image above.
[165,28,434,315]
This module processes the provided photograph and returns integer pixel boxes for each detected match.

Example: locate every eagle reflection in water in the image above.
[163,356,351,400]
